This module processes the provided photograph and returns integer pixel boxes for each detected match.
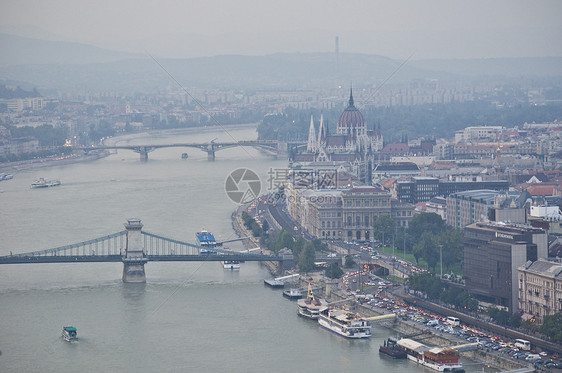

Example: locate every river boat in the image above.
[222,260,240,270]
[181,153,188,159]
[379,336,407,359]
[62,326,78,342]
[283,288,303,300]
[297,285,328,319]
[0,173,13,181]
[397,338,464,372]
[31,178,60,188]
[317,307,371,339]
[196,229,216,254]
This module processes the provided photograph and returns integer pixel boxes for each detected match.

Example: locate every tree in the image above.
[325,262,344,279]
[407,213,446,241]
[437,228,463,272]
[298,242,316,272]
[373,214,395,245]
[344,255,356,268]
[539,313,562,342]
[412,231,438,268]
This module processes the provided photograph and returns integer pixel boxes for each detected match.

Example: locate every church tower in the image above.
[306,115,317,153]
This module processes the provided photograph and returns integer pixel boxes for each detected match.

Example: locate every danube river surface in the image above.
[1,124,482,372]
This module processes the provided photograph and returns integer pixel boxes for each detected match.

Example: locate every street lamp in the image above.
[439,244,443,279]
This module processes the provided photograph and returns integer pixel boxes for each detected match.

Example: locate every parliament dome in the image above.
[338,89,364,130]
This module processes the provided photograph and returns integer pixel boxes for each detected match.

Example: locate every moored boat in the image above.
[397,338,464,372]
[318,307,371,339]
[62,326,78,342]
[297,284,328,319]
[379,336,407,359]
[283,288,303,300]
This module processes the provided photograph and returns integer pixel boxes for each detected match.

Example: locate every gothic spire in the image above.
[306,115,317,153]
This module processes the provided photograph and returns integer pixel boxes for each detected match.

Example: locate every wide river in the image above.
[1,124,482,372]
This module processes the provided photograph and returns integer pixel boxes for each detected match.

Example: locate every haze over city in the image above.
[1,0,561,60]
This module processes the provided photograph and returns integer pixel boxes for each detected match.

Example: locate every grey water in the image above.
[0,124,481,372]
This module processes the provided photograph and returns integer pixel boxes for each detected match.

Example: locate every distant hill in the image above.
[1,33,561,93]
[0,33,141,66]
[411,57,562,77]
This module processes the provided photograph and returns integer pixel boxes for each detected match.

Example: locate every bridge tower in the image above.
[122,218,148,283]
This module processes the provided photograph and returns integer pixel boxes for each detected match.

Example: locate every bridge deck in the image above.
[0,254,281,264]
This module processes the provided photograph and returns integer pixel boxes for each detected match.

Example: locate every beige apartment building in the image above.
[518,258,562,323]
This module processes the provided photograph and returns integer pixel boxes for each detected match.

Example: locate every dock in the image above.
[264,279,285,288]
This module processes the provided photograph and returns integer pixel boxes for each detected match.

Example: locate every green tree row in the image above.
[407,272,478,311]
[266,229,326,272]
[373,213,463,274]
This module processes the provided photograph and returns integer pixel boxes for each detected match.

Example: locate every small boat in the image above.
[0,173,13,181]
[283,288,303,300]
[379,337,407,359]
[31,178,61,188]
[297,284,328,319]
[181,153,189,159]
[222,260,240,270]
[62,326,78,342]
[318,307,371,339]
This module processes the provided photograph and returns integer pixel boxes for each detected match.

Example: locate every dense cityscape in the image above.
[1,1,562,372]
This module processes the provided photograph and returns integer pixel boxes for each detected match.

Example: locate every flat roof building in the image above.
[463,222,547,312]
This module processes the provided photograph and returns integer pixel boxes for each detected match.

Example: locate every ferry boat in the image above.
[62,326,78,342]
[318,307,371,339]
[379,336,407,359]
[397,338,464,372]
[222,260,240,270]
[296,284,328,319]
[196,229,217,254]
[31,178,61,188]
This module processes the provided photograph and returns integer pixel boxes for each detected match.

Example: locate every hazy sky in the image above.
[1,0,561,59]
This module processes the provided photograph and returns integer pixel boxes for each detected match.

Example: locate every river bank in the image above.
[0,150,110,173]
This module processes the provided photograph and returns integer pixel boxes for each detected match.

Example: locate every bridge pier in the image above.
[139,149,149,162]
[207,150,215,161]
[122,218,148,283]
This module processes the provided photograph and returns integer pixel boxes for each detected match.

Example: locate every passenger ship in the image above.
[397,338,464,372]
[317,307,371,339]
[195,229,217,254]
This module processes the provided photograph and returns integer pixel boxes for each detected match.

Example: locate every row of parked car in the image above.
[363,291,562,370]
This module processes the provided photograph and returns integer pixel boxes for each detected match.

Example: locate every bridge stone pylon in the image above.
[122,218,148,283]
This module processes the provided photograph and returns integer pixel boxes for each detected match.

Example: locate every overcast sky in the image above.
[1,0,561,59]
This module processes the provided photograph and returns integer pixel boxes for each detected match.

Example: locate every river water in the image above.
[1,124,481,372]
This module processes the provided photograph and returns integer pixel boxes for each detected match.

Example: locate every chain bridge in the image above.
[74,140,294,161]
[0,219,283,282]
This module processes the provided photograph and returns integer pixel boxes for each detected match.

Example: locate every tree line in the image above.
[256,101,562,143]
[374,212,463,274]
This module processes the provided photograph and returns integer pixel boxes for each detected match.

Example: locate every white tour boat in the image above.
[318,307,371,339]
[31,178,61,188]
[222,260,240,270]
